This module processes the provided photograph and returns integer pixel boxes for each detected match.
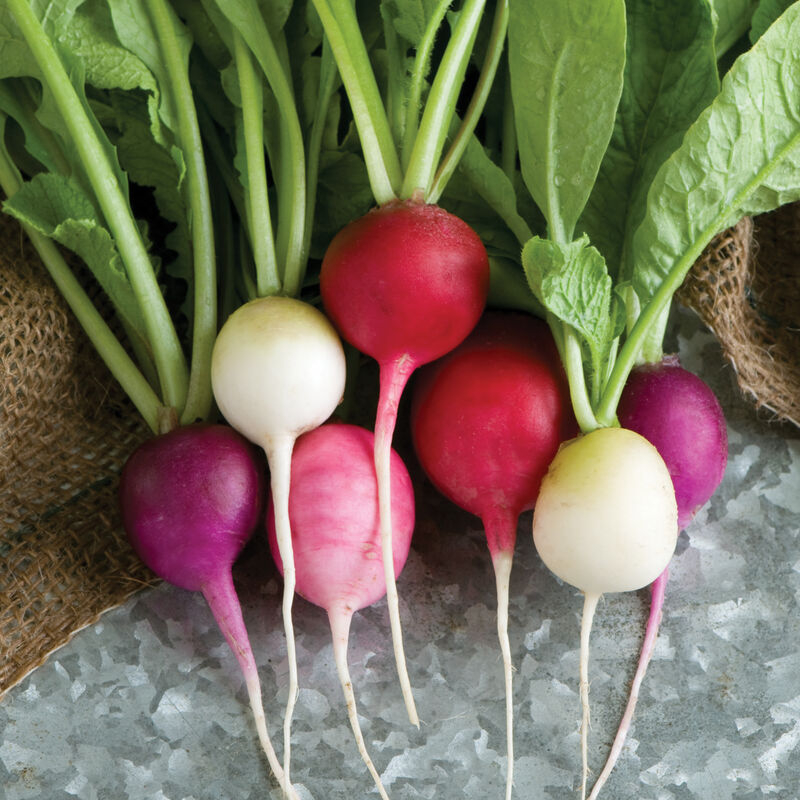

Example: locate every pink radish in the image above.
[586,356,728,799]
[266,423,415,800]
[211,295,347,789]
[410,311,575,799]
[118,423,298,798]
[320,197,490,724]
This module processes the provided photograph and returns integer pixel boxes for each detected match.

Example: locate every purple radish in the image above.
[587,356,728,799]
[266,423,415,800]
[320,198,490,724]
[410,311,576,800]
[118,423,298,798]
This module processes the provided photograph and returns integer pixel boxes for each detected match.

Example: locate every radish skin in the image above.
[118,424,298,797]
[267,423,415,799]
[532,427,678,799]
[211,295,347,790]
[411,311,574,798]
[321,199,489,725]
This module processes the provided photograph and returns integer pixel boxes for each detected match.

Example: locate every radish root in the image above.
[329,610,392,800]
[587,568,668,800]
[375,356,419,727]
[492,550,515,800]
[579,591,601,800]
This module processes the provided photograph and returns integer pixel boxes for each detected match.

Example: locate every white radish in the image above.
[211,295,346,790]
[532,427,678,799]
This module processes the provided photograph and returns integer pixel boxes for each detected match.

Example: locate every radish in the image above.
[320,197,490,724]
[266,423,415,800]
[410,310,575,799]
[532,426,679,799]
[211,295,347,789]
[586,356,728,799]
[118,423,298,798]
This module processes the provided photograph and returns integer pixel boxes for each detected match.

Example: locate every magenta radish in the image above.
[118,423,298,798]
[586,357,728,800]
[531,427,679,799]
[410,310,575,799]
[211,295,347,788]
[266,423,415,800]
[320,197,489,725]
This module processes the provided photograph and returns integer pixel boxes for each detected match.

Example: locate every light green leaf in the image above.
[580,0,719,285]
[3,172,149,346]
[632,3,800,305]
[508,0,626,243]
[711,0,758,53]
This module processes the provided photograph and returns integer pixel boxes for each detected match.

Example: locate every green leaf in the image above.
[580,0,719,286]
[3,171,149,347]
[507,0,626,243]
[749,0,796,41]
[711,0,758,54]
[522,235,623,395]
[632,2,800,306]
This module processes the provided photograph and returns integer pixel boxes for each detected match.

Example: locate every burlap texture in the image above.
[0,212,154,699]
[677,203,800,428]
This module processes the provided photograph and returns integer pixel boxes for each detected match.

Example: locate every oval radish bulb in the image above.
[411,311,575,800]
[532,426,678,799]
[587,357,728,800]
[267,423,415,800]
[211,295,347,788]
[320,198,490,724]
[118,424,297,798]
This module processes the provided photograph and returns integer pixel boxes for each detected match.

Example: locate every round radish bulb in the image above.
[411,311,576,800]
[617,355,728,528]
[588,358,727,800]
[119,424,296,798]
[532,426,678,799]
[211,294,347,787]
[320,198,489,725]
[267,423,415,800]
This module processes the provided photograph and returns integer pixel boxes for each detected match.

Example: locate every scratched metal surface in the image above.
[1,306,799,800]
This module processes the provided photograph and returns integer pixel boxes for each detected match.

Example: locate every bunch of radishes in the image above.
[10,0,800,797]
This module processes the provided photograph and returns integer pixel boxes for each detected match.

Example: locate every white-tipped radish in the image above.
[211,295,346,790]
[267,423,415,800]
[532,427,678,799]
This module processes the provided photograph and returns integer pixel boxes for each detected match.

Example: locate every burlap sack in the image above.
[0,212,154,698]
[677,203,800,428]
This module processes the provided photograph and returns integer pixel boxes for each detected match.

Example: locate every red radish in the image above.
[211,295,347,788]
[587,357,728,799]
[118,424,298,798]
[410,311,575,800]
[320,197,490,724]
[267,423,415,800]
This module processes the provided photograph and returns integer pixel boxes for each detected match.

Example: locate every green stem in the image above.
[312,0,402,204]
[382,5,405,146]
[428,0,508,204]
[0,139,161,433]
[224,5,306,296]
[400,0,452,171]
[9,0,189,412]
[232,28,280,297]
[401,0,487,199]
[145,0,216,424]
[303,38,338,268]
[562,323,600,433]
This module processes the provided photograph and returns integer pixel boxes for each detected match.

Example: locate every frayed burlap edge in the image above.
[677,203,800,428]
[0,212,156,699]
